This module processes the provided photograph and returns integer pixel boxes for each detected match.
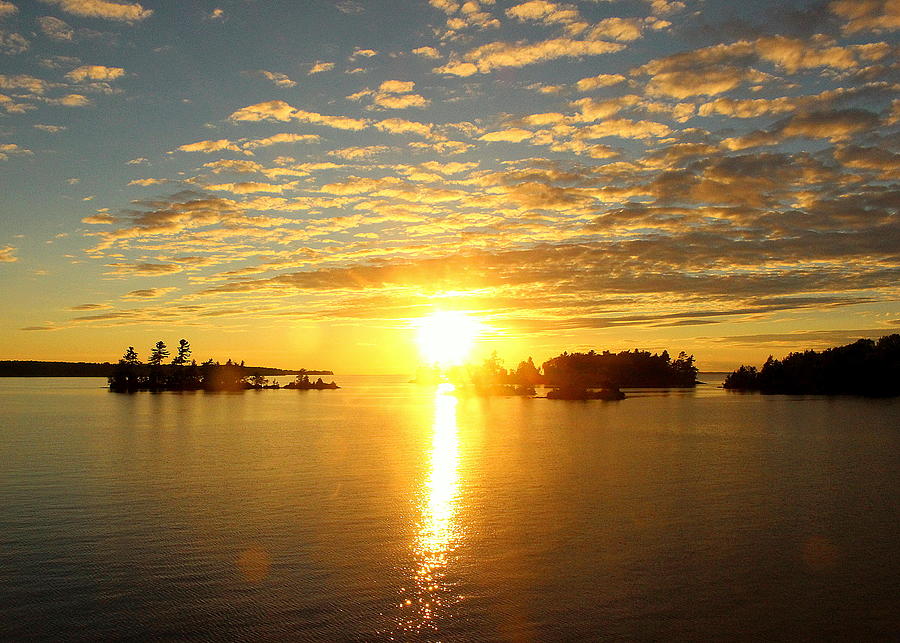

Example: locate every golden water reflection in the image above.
[401,382,462,632]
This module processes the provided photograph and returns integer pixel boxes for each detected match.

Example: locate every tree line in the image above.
[108,340,338,392]
[723,334,900,396]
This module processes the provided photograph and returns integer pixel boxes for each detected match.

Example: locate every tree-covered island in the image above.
[724,334,900,396]
[107,340,339,392]
[419,347,698,400]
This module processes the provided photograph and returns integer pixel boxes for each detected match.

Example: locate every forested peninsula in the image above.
[724,334,900,396]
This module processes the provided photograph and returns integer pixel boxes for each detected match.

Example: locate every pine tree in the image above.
[172,339,191,366]
[148,341,169,366]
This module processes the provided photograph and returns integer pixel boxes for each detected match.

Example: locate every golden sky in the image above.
[0,0,898,372]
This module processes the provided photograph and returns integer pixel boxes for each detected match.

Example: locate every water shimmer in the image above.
[1,376,898,640]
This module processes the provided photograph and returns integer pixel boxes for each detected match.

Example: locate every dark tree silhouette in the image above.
[172,339,191,366]
[107,339,332,392]
[513,357,542,385]
[108,346,144,391]
[148,341,169,366]
[123,346,140,365]
[724,334,900,396]
[542,348,698,389]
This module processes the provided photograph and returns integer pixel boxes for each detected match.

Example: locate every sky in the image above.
[0,0,898,373]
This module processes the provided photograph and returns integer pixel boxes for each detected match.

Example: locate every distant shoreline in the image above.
[0,361,333,378]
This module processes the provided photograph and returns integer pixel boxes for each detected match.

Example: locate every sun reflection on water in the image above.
[399,382,462,633]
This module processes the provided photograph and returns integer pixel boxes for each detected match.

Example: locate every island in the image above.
[420,347,698,400]
[104,340,338,392]
[723,334,900,396]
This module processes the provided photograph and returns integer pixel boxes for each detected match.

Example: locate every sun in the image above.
[415,311,482,368]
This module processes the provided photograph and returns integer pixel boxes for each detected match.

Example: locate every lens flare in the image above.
[415,311,482,368]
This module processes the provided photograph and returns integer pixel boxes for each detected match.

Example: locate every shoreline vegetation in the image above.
[105,340,338,392]
[415,348,698,400]
[723,334,900,397]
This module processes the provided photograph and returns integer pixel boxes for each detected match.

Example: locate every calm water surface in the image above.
[1,376,898,641]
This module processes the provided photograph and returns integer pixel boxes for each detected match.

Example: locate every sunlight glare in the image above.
[415,311,482,368]
[401,382,461,631]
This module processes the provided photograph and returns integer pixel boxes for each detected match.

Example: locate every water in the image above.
[1,375,898,641]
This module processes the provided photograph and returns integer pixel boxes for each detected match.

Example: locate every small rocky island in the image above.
[724,334,900,396]
[107,340,338,392]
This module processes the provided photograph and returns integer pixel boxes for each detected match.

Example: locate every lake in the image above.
[1,375,897,641]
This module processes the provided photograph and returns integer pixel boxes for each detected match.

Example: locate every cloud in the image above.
[588,17,644,41]
[373,93,430,109]
[0,142,32,160]
[380,80,416,94]
[506,1,581,27]
[38,16,74,41]
[0,93,33,113]
[294,109,367,130]
[128,178,167,186]
[373,117,440,139]
[0,2,18,19]
[229,100,369,131]
[412,46,441,59]
[319,176,403,195]
[830,0,900,34]
[207,8,224,21]
[309,61,335,74]
[229,100,296,122]
[243,69,296,88]
[724,107,885,149]
[201,159,264,174]
[206,181,299,194]
[0,29,28,54]
[65,65,125,82]
[580,118,671,140]
[646,0,685,15]
[351,80,431,110]
[328,145,390,159]
[435,38,624,75]
[0,74,50,93]
[67,303,111,310]
[121,287,177,299]
[645,66,767,99]
[754,35,858,73]
[48,93,91,107]
[706,328,900,348]
[34,123,67,132]
[81,213,117,223]
[834,145,900,178]
[637,36,878,99]
[575,73,625,91]
[0,244,17,262]
[479,128,534,142]
[243,133,320,149]
[699,95,800,118]
[176,138,243,153]
[105,262,183,276]
[376,93,430,110]
[781,109,881,142]
[40,0,152,22]
[351,47,377,58]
